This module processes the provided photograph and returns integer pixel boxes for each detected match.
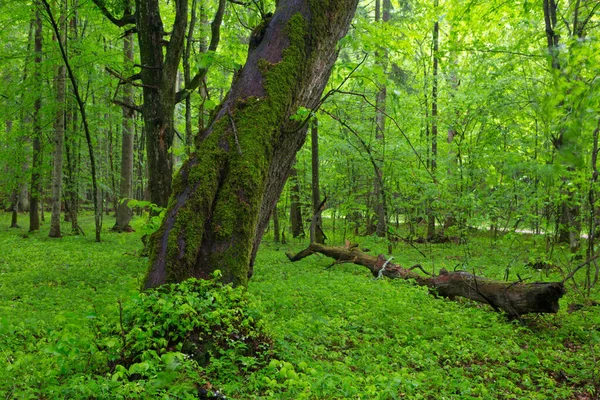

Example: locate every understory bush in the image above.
[90,274,274,398]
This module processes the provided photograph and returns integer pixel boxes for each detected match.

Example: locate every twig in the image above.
[409,264,431,275]
[333,90,434,182]
[105,67,150,88]
[283,53,369,134]
[228,110,242,154]
[562,254,600,283]
[112,99,142,113]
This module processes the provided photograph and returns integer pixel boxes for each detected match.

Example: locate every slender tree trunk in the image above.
[10,190,20,228]
[273,203,280,243]
[289,166,304,238]
[145,0,359,288]
[374,0,390,238]
[49,0,67,238]
[311,118,324,243]
[29,7,43,233]
[587,120,600,291]
[114,22,135,232]
[184,0,197,154]
[108,119,118,215]
[543,0,580,250]
[42,0,101,241]
[64,3,80,234]
[5,117,20,228]
[427,4,439,239]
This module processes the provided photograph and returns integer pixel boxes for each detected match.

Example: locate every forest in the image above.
[0,0,599,398]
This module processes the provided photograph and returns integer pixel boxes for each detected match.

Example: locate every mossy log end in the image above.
[287,243,565,317]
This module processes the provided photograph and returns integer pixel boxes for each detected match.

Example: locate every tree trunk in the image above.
[42,0,102,241]
[184,0,197,154]
[64,6,80,234]
[273,203,280,243]
[65,109,81,234]
[289,166,304,238]
[49,0,67,238]
[311,118,324,243]
[10,190,19,228]
[6,118,20,229]
[114,23,135,232]
[427,4,439,239]
[135,0,188,208]
[374,0,390,238]
[288,243,565,317]
[29,7,43,233]
[543,0,581,249]
[144,0,359,288]
[587,120,600,290]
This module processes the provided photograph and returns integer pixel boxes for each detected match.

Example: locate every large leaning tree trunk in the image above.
[288,243,566,317]
[144,0,359,289]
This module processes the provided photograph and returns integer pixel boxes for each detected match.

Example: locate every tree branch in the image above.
[112,99,142,113]
[164,0,189,78]
[90,0,135,27]
[105,67,149,88]
[176,0,226,104]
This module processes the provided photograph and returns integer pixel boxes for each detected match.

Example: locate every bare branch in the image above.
[90,0,135,27]
[112,99,142,113]
[176,0,227,104]
[105,67,151,88]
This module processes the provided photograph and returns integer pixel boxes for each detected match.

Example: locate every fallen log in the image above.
[287,243,565,317]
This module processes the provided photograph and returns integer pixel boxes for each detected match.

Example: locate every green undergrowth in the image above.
[0,212,599,399]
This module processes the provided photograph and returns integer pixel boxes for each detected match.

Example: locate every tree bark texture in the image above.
[29,7,43,233]
[64,7,80,234]
[427,8,439,239]
[135,0,188,208]
[311,118,324,243]
[145,0,359,288]
[289,166,305,238]
[49,1,67,238]
[374,0,390,238]
[114,26,135,232]
[288,243,565,317]
[273,203,280,243]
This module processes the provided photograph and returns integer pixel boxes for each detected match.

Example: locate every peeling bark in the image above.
[287,243,565,317]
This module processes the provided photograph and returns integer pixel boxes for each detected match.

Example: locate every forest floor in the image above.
[0,212,599,399]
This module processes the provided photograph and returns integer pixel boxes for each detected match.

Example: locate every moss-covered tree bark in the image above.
[144,0,359,288]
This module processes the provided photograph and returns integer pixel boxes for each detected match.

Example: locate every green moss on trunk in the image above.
[145,14,308,288]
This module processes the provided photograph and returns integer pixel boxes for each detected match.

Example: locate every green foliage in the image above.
[1,211,600,398]
[125,199,166,235]
[117,274,273,371]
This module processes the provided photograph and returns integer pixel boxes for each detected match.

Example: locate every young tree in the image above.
[311,118,325,243]
[49,0,67,238]
[427,0,439,239]
[144,0,359,288]
[114,17,135,232]
[289,165,305,238]
[374,0,390,239]
[29,6,43,233]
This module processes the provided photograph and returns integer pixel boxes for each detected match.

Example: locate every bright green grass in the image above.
[0,212,598,399]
